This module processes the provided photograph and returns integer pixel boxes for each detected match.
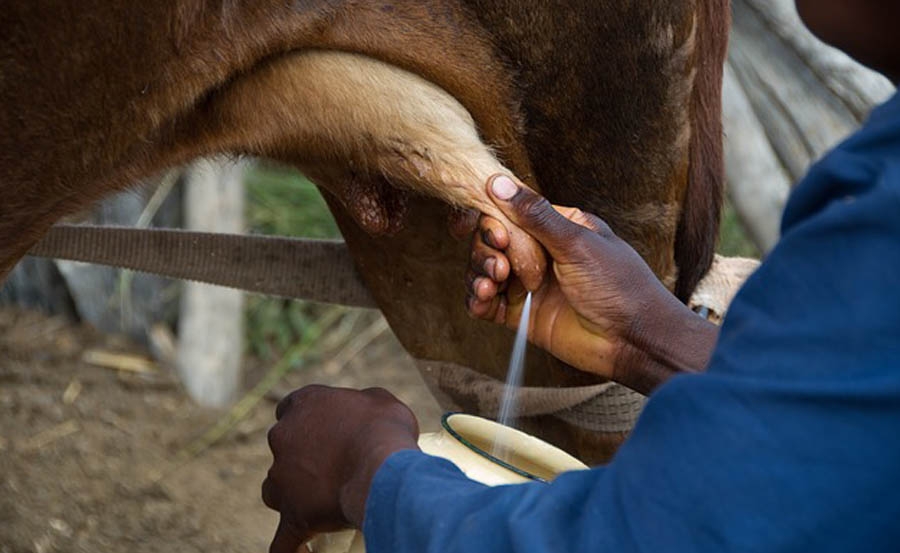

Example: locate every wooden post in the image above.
[176,157,246,408]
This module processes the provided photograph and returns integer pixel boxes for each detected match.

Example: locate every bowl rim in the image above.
[441,412,549,484]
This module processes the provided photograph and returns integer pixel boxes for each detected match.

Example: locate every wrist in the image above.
[614,289,718,394]
[340,440,420,528]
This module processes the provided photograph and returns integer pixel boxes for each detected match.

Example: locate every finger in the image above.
[464,269,479,297]
[475,277,498,301]
[470,232,509,282]
[270,516,307,553]
[499,279,529,328]
[467,293,505,322]
[471,251,510,285]
[478,215,510,250]
[492,295,508,325]
[466,274,498,302]
[487,176,591,263]
[466,270,497,301]
[508,277,529,303]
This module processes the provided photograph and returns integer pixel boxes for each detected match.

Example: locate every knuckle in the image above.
[275,385,327,419]
[362,386,395,401]
[299,383,329,395]
[274,392,297,420]
[291,384,328,405]
[267,424,285,452]
[261,477,278,510]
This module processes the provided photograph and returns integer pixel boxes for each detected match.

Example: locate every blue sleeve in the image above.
[363,98,900,553]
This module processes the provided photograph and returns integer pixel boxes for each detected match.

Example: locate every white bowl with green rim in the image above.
[308,413,589,553]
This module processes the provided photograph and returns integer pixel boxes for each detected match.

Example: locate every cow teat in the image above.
[310,169,410,237]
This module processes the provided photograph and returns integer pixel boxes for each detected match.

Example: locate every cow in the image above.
[0,1,729,463]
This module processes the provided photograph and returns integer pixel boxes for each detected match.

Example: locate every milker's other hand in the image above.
[466,175,718,394]
[261,385,420,553]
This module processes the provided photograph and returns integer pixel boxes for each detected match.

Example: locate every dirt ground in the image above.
[0,307,441,553]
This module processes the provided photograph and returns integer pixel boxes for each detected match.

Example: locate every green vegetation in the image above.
[245,164,339,239]
[718,200,761,259]
[244,163,346,360]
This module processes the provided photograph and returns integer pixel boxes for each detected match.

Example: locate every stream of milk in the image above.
[492,291,533,458]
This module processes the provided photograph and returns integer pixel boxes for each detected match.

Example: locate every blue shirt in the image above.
[363,93,900,553]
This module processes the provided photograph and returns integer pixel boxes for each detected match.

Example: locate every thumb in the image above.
[270,516,307,553]
[487,175,589,262]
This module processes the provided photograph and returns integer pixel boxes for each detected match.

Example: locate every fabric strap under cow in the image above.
[25,224,646,433]
[27,224,377,308]
[27,225,756,436]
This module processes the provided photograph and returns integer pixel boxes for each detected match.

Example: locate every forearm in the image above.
[614,292,719,395]
[363,450,610,553]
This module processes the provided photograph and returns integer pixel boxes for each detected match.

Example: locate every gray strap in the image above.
[416,360,646,434]
[27,225,377,308]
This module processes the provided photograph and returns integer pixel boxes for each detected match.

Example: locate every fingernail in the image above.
[482,229,496,248]
[491,176,518,200]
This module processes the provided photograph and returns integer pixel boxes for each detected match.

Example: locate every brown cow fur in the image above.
[0,1,729,462]
[679,0,731,301]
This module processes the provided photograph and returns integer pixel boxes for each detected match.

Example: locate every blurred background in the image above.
[0,0,893,551]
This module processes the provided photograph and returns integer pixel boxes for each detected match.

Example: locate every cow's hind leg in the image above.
[182,50,547,289]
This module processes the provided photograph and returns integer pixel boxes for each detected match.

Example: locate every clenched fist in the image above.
[262,386,420,553]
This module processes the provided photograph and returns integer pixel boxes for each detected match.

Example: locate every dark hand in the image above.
[262,385,420,553]
[466,176,718,393]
